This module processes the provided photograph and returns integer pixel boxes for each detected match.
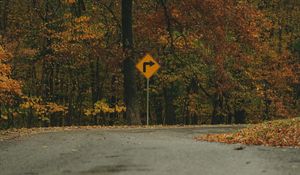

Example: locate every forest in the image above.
[0,0,299,129]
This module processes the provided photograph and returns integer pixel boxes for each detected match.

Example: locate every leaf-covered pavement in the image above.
[0,125,240,141]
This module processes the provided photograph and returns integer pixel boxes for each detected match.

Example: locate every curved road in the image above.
[0,126,299,175]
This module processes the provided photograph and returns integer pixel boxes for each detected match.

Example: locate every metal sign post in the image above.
[146,78,150,125]
[136,54,160,126]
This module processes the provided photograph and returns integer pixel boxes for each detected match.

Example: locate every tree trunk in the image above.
[122,0,141,125]
[0,0,9,34]
[211,103,220,124]
[234,109,246,124]
[211,94,218,124]
[90,61,96,103]
[163,87,176,125]
[155,98,163,124]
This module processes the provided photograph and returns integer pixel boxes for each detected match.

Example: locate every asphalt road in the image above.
[0,126,299,175]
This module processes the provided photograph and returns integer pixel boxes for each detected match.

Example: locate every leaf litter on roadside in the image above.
[196,118,300,148]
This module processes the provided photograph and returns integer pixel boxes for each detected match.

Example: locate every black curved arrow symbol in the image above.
[143,61,155,73]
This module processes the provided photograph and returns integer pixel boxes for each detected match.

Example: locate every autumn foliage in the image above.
[0,0,299,128]
[0,46,22,105]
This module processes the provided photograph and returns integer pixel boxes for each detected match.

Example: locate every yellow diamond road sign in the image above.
[136,54,160,79]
